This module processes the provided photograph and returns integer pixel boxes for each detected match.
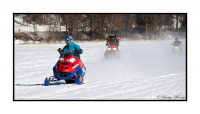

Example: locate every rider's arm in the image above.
[59,51,65,56]
[116,36,119,44]
[107,37,111,44]
[75,44,83,54]
[59,45,67,56]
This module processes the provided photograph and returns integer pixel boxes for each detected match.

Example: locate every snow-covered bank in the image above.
[14,39,186,100]
[14,16,66,32]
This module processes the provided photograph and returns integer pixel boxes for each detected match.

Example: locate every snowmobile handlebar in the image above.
[64,50,75,54]
[106,44,119,46]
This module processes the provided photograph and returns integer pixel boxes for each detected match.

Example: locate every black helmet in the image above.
[111,31,115,36]
[175,37,179,41]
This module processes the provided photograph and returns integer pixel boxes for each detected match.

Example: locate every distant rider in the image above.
[57,35,83,59]
[172,37,182,46]
[106,31,119,46]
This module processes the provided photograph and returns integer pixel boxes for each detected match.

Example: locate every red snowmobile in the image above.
[104,44,120,59]
[44,50,86,86]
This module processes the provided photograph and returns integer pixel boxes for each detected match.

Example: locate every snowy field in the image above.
[14,39,186,100]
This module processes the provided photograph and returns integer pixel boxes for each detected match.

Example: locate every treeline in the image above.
[14,14,186,41]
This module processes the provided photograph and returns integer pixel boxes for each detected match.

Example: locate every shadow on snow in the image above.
[14,82,72,86]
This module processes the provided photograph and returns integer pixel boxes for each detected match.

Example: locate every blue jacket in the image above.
[59,41,83,58]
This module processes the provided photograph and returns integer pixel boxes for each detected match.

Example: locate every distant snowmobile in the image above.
[171,45,183,55]
[171,38,183,56]
[104,44,120,59]
[44,50,86,86]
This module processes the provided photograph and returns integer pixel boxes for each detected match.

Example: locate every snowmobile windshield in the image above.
[173,41,182,46]
[64,51,75,56]
[110,38,117,45]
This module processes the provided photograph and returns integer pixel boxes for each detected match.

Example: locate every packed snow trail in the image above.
[14,39,186,100]
[15,72,185,100]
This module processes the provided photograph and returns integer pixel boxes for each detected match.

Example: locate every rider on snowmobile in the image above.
[172,37,182,46]
[106,31,119,46]
[57,35,83,58]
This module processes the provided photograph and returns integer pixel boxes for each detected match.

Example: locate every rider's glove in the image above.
[115,44,119,46]
[106,44,109,46]
[57,48,63,52]
[76,49,83,53]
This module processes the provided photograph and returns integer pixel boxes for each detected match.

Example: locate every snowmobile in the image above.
[104,44,120,59]
[171,45,183,56]
[44,50,86,86]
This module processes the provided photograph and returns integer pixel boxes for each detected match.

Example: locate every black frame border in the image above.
[13,13,187,101]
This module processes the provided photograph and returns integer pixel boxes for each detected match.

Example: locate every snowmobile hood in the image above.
[108,45,117,48]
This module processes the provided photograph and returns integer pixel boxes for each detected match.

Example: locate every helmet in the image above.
[111,31,115,36]
[65,35,72,45]
[175,37,179,41]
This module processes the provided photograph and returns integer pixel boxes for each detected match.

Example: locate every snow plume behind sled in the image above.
[85,40,186,83]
